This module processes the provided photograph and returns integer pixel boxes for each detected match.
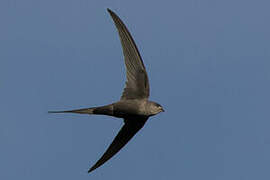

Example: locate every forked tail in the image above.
[48,107,95,115]
[48,104,114,116]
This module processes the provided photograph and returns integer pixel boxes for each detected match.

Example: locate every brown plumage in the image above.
[49,8,164,173]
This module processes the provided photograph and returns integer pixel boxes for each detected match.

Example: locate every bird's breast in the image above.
[112,100,147,118]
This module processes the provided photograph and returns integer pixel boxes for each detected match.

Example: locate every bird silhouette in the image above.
[49,8,164,173]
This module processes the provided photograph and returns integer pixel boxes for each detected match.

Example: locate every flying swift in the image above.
[49,8,164,173]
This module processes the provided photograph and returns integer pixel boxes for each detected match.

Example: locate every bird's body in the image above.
[49,8,164,173]
[50,100,162,118]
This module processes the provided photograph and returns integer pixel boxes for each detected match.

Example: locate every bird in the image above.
[49,8,164,173]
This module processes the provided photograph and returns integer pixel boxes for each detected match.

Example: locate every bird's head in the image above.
[148,101,164,116]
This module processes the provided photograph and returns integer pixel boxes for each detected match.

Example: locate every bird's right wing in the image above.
[88,117,148,173]
[107,9,150,100]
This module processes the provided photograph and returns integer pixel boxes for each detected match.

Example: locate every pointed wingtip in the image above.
[107,8,112,14]
[88,166,96,173]
[107,8,116,17]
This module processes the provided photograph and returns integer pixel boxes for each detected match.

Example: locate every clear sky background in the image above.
[1,0,270,179]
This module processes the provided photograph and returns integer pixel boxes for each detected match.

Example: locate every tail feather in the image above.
[48,107,95,114]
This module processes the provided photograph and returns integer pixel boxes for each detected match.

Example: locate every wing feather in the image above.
[107,9,150,100]
[88,117,147,173]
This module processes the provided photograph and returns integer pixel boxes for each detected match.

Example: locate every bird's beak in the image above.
[161,108,165,112]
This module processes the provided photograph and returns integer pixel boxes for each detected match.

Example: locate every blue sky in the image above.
[1,0,270,179]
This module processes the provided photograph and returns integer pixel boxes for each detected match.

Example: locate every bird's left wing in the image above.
[88,117,148,173]
[107,9,150,100]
